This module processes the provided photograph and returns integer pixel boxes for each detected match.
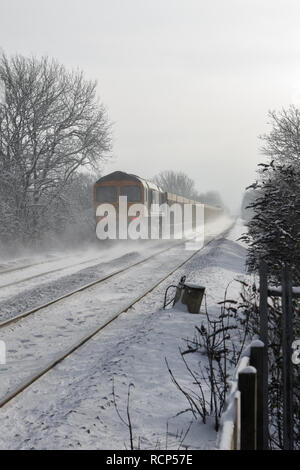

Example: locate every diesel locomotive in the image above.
[94,171,222,239]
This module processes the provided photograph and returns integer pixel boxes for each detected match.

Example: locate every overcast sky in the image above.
[1,0,300,211]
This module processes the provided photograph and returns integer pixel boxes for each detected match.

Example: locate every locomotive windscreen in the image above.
[96,185,117,202]
[120,185,142,202]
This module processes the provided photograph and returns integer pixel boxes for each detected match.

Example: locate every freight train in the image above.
[94,171,222,240]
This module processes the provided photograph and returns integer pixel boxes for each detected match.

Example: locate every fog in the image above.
[1,0,300,212]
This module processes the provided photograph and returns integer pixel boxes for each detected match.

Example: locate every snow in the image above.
[181,282,205,289]
[247,339,264,349]
[239,366,256,375]
[0,242,175,304]
[218,390,240,450]
[0,217,249,449]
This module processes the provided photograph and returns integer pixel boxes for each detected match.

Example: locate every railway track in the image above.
[0,239,194,328]
[0,242,181,291]
[0,225,232,409]
[0,251,136,290]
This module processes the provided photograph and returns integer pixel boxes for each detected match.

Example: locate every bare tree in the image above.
[260,106,300,165]
[153,170,197,199]
[0,53,111,242]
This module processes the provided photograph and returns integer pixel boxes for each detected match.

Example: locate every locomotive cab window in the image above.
[96,185,117,202]
[120,185,142,202]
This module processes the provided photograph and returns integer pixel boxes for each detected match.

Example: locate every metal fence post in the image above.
[250,341,265,449]
[259,260,269,449]
[282,264,294,450]
[238,366,257,450]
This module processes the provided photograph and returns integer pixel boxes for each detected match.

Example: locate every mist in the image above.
[2,0,300,212]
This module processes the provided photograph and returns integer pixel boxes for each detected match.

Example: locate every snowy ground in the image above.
[0,218,249,450]
[0,241,178,305]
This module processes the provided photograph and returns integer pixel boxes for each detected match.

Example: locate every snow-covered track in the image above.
[0,253,127,290]
[0,222,234,411]
[0,229,231,410]
[0,240,189,329]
